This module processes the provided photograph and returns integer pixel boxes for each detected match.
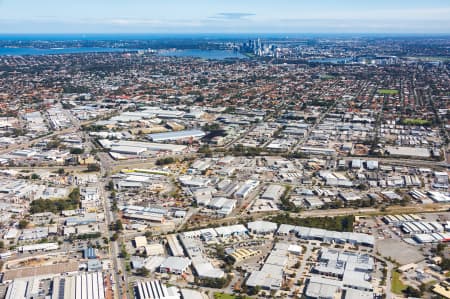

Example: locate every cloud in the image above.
[210,12,255,20]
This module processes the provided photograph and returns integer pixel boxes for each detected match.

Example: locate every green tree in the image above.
[136,267,150,277]
[18,219,29,229]
[70,148,84,155]
[87,163,100,172]
[31,173,40,180]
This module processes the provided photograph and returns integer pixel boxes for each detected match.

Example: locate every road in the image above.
[96,140,129,299]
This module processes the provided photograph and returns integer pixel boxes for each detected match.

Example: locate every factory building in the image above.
[260,184,285,201]
[134,280,180,299]
[51,272,105,299]
[147,129,205,142]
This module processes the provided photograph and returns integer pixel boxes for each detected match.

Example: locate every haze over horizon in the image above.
[0,0,449,34]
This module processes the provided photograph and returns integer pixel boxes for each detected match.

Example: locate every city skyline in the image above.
[0,0,449,34]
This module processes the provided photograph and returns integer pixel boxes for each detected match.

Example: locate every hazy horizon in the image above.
[0,0,449,34]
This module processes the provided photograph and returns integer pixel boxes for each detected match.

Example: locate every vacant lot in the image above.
[377,239,423,265]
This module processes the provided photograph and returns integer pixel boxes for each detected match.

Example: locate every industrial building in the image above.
[277,225,374,247]
[98,139,187,156]
[246,243,289,290]
[159,257,191,275]
[147,129,205,142]
[135,280,180,299]
[229,248,261,263]
[18,242,59,253]
[51,272,105,299]
[166,234,185,257]
[260,184,285,201]
[5,279,39,299]
[304,248,375,298]
[121,205,168,223]
[235,180,260,199]
[134,236,148,248]
[247,220,278,235]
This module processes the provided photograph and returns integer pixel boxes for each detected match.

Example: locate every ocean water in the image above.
[0,46,247,60]
[0,47,135,56]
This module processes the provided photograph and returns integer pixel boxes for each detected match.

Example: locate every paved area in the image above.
[377,239,424,265]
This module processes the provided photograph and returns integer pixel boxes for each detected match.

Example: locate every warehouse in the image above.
[83,247,97,259]
[52,272,105,299]
[246,244,289,290]
[229,248,261,263]
[167,234,185,257]
[280,225,374,247]
[135,280,180,299]
[5,279,32,299]
[235,180,260,199]
[121,205,168,223]
[261,184,285,201]
[109,145,146,156]
[144,244,165,256]
[207,197,236,216]
[300,146,336,156]
[159,257,191,275]
[134,236,148,248]
[304,276,342,299]
[247,220,278,235]
[214,224,248,238]
[18,242,59,253]
[147,129,205,142]
[99,139,187,153]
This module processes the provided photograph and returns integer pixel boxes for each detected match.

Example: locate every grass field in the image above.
[391,270,407,294]
[401,118,432,126]
[378,89,399,95]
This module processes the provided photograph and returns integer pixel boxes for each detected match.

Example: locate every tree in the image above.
[69,188,80,201]
[248,285,261,296]
[57,168,65,175]
[136,267,150,277]
[111,233,119,242]
[18,219,29,229]
[403,286,422,298]
[107,180,115,191]
[70,148,84,155]
[440,258,450,271]
[87,163,100,172]
[31,173,40,180]
[155,157,176,166]
[112,220,123,231]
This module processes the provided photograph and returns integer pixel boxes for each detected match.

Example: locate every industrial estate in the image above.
[0,33,448,299]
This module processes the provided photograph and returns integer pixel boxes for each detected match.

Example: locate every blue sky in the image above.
[0,0,449,33]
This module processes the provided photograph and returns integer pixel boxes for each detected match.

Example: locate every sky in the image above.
[0,0,449,34]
